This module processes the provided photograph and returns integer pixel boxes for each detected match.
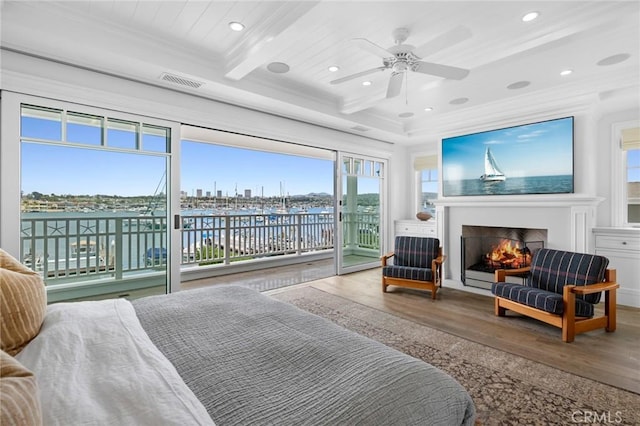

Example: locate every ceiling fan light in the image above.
[522,12,539,22]
[228,21,245,31]
[328,65,339,72]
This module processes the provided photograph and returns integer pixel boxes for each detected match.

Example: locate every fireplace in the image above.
[461,226,546,290]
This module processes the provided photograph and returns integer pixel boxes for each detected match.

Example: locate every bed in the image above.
[1,249,475,425]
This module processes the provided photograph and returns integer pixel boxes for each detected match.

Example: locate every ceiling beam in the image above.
[224,2,320,81]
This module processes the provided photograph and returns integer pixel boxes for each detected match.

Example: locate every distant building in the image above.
[216,190,222,198]
[244,189,251,198]
[196,189,203,198]
[206,191,211,197]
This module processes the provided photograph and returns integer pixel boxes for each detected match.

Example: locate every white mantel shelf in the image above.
[435,195,604,208]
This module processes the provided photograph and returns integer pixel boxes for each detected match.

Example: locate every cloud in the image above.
[517,129,547,141]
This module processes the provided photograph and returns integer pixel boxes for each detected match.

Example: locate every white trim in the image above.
[181,125,334,160]
[168,122,182,293]
[0,91,23,257]
[435,195,604,208]
[570,205,593,252]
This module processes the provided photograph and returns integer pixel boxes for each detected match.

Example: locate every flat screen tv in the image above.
[441,116,574,196]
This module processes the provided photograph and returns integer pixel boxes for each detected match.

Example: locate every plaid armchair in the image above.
[381,236,446,300]
[491,248,619,342]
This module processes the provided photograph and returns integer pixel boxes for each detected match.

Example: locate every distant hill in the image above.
[291,192,332,198]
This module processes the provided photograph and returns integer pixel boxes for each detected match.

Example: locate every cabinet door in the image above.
[595,248,640,307]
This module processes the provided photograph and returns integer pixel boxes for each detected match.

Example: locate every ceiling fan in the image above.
[330,27,471,99]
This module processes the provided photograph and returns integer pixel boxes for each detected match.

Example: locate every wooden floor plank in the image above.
[304,268,640,395]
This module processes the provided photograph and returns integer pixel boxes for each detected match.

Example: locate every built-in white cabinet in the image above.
[394,220,436,238]
[593,228,640,308]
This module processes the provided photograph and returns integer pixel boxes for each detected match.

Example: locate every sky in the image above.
[441,117,574,181]
[21,141,336,197]
[180,141,335,197]
[19,115,336,197]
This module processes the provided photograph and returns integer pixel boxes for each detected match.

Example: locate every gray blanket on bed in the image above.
[133,286,475,426]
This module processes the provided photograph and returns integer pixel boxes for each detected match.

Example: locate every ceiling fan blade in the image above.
[415,61,470,80]
[330,66,387,85]
[386,72,404,98]
[352,38,393,58]
[412,26,472,59]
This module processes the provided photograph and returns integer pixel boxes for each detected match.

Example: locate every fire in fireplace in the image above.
[481,239,532,270]
[461,226,546,290]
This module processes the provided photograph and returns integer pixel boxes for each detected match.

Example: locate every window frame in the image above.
[412,153,439,216]
[610,120,640,227]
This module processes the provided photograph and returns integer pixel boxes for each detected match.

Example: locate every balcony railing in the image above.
[21,211,384,282]
[180,212,336,266]
[20,211,381,292]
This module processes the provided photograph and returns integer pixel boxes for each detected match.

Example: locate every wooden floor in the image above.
[264,267,640,395]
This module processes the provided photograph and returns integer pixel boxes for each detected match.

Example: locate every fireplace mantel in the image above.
[433,195,604,294]
[434,195,604,208]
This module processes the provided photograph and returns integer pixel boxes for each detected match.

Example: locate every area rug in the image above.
[271,286,640,426]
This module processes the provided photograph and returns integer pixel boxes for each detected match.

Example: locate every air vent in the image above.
[350,125,370,132]
[159,73,203,89]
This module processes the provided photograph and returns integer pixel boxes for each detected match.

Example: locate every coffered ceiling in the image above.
[1,1,638,145]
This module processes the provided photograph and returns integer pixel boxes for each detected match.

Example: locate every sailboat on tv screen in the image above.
[480,147,506,182]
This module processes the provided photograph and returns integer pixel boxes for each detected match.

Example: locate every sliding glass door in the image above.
[1,93,180,302]
[337,153,386,274]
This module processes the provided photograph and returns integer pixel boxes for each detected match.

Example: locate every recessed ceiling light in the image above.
[228,21,245,31]
[328,65,339,72]
[522,11,539,22]
[560,69,573,76]
[267,62,290,73]
[449,97,469,105]
[597,53,631,66]
[507,81,531,90]
[362,81,372,86]
[424,107,434,112]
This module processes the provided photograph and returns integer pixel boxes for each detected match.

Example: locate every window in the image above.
[19,103,173,301]
[622,127,640,224]
[414,155,438,215]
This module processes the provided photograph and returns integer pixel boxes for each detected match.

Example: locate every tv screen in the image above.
[441,116,574,196]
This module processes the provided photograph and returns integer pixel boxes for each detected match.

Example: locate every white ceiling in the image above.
[1,1,639,145]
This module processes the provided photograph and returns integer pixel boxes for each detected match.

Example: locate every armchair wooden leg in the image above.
[494,298,506,316]
[382,278,388,293]
[562,286,576,343]
[605,289,617,332]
